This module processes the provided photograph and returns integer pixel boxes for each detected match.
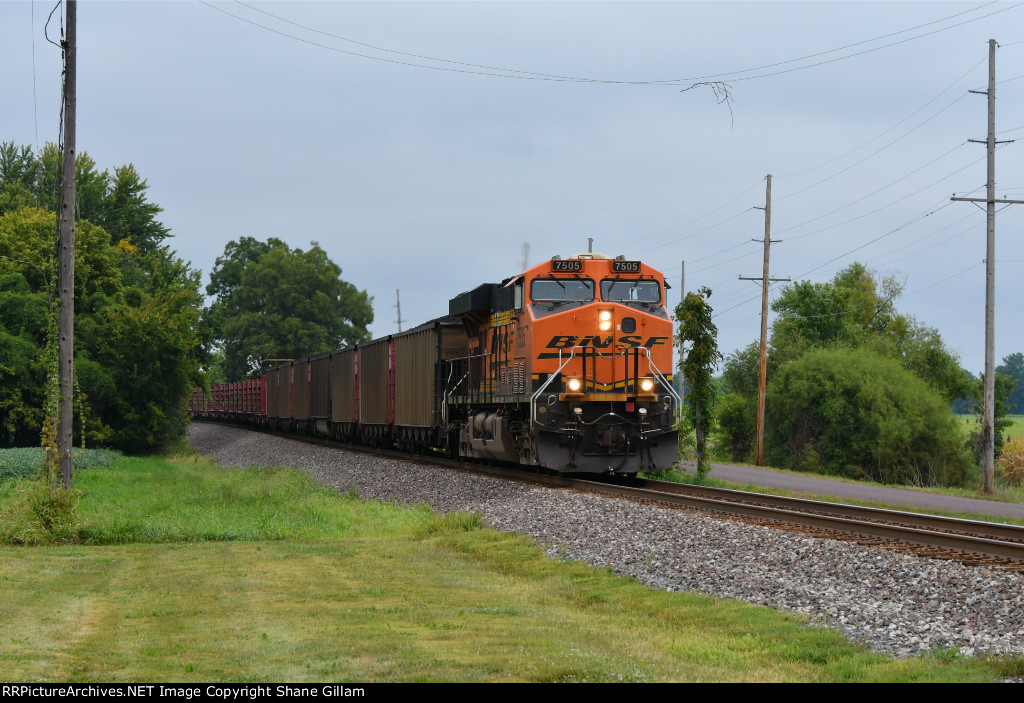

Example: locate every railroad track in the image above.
[424,455,1024,567]
[198,420,1024,567]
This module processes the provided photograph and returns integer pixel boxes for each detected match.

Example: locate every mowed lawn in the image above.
[0,452,1017,682]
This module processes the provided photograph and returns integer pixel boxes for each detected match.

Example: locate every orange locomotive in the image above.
[445,252,679,473]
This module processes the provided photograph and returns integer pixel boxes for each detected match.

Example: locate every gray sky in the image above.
[4,1,1024,374]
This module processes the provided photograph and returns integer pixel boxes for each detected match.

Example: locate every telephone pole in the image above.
[739,175,788,466]
[57,0,77,488]
[394,289,403,332]
[951,39,1023,493]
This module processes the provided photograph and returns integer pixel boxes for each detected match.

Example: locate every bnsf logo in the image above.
[543,335,669,350]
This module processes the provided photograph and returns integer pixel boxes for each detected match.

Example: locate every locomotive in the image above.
[189,253,680,473]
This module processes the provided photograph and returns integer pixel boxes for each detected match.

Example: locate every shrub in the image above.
[765,346,974,486]
[713,392,754,462]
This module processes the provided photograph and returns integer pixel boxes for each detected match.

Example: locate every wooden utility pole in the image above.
[394,289,403,332]
[740,175,788,466]
[57,0,77,489]
[678,260,684,403]
[952,39,1023,493]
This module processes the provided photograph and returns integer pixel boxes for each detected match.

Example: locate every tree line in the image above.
[678,263,1020,487]
[0,141,372,453]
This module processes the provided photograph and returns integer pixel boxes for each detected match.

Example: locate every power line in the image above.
[633,206,756,255]
[779,55,987,179]
[778,142,971,237]
[198,1,1019,86]
[694,3,1021,84]
[620,177,765,245]
[777,150,990,245]
[871,219,977,267]
[776,94,971,204]
[903,261,982,298]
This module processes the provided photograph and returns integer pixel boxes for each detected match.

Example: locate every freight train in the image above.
[189,253,680,473]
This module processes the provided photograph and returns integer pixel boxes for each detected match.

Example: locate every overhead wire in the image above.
[775,93,972,204]
[633,206,757,255]
[778,55,987,179]
[621,177,765,245]
[776,141,971,238]
[198,1,1019,86]
[775,150,989,245]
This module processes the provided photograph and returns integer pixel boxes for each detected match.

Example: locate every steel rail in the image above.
[602,475,1024,544]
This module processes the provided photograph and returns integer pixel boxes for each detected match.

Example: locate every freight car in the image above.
[189,253,680,473]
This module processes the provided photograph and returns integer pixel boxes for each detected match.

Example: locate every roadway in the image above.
[675,460,1024,520]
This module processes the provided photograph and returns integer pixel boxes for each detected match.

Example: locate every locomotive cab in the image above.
[446,253,680,473]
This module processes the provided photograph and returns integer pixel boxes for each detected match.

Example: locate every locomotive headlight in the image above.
[599,310,613,331]
[639,377,655,393]
[566,377,583,393]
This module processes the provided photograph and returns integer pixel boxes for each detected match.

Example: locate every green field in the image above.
[0,451,1020,682]
[957,414,1024,440]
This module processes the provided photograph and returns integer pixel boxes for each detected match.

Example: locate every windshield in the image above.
[531,278,595,302]
[601,279,661,303]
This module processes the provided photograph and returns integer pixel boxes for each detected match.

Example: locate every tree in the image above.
[996,352,1024,414]
[765,346,973,486]
[715,341,759,462]
[101,164,170,255]
[206,237,373,381]
[675,286,721,480]
[0,144,205,453]
[768,264,969,401]
[721,263,969,459]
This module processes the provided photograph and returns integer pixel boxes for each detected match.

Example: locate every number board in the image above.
[612,260,641,272]
[552,260,582,272]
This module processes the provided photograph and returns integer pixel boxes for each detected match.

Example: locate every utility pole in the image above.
[57,0,77,489]
[740,175,789,466]
[680,260,685,304]
[678,260,685,402]
[952,39,1023,493]
[394,289,403,332]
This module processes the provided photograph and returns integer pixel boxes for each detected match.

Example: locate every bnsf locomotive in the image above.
[189,253,680,473]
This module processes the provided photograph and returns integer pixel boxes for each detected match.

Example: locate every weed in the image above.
[0,477,81,545]
[421,511,484,536]
[998,437,1024,486]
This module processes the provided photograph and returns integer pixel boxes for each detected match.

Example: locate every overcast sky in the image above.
[4,1,1024,373]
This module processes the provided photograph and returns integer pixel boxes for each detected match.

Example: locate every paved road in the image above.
[675,460,1024,520]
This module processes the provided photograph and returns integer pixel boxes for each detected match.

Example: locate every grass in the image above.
[0,453,1019,682]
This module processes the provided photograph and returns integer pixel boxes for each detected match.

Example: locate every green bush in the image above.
[765,347,974,486]
[713,392,754,462]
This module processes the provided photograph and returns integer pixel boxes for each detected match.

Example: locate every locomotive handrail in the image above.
[643,351,682,407]
[529,346,585,427]
[442,368,469,424]
[530,344,680,429]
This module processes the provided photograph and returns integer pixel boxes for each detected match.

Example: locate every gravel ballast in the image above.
[188,422,1024,659]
